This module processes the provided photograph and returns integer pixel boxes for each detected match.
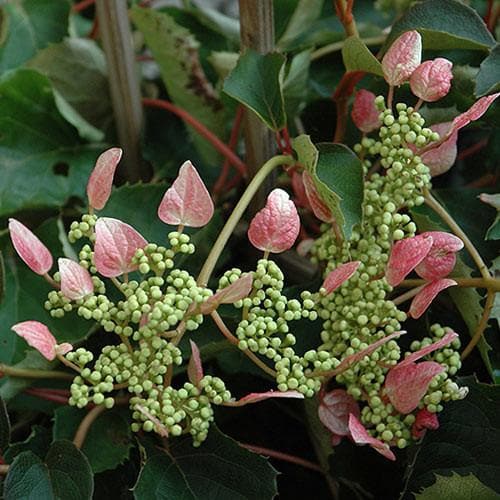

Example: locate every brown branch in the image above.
[73,404,107,449]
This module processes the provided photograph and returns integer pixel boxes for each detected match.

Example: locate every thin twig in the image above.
[311,35,386,61]
[393,286,424,306]
[0,364,73,380]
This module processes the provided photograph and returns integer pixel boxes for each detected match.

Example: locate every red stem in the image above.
[213,105,245,197]
[25,388,70,405]
[457,138,488,161]
[72,0,95,12]
[143,98,248,178]
[239,442,323,473]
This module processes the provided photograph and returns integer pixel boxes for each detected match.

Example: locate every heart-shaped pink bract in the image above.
[230,390,304,407]
[385,234,434,286]
[411,408,439,439]
[58,258,94,301]
[421,122,458,177]
[86,147,122,211]
[187,340,204,388]
[319,389,360,443]
[158,160,214,228]
[303,171,334,223]
[11,321,72,361]
[8,219,53,276]
[199,273,253,314]
[410,58,453,102]
[248,189,300,254]
[415,231,463,281]
[321,261,361,295]
[94,217,148,278]
[351,89,381,133]
[348,414,396,461]
[409,278,457,319]
[382,30,422,87]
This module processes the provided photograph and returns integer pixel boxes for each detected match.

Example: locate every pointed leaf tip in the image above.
[409,278,457,319]
[8,219,53,275]
[11,321,57,361]
[199,273,253,314]
[451,92,500,134]
[348,414,396,460]
[94,217,148,278]
[232,390,304,407]
[382,30,422,87]
[248,189,300,253]
[321,261,360,295]
[58,258,94,301]
[410,58,453,102]
[86,147,122,211]
[187,340,204,387]
[158,160,214,228]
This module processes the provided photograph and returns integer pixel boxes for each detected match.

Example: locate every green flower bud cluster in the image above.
[68,214,97,243]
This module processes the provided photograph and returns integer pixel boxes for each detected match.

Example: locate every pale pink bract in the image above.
[187,340,204,388]
[86,147,122,211]
[321,261,361,295]
[410,58,453,102]
[382,30,422,87]
[409,278,457,319]
[421,122,458,177]
[58,258,94,301]
[348,414,396,461]
[199,273,253,314]
[94,217,148,278]
[302,171,334,223]
[412,408,439,439]
[230,390,304,407]
[158,160,214,228]
[450,92,500,135]
[8,218,53,276]
[351,89,381,133]
[248,189,300,254]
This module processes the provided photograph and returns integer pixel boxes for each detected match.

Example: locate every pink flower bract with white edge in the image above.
[248,188,300,254]
[199,273,253,314]
[415,231,464,281]
[348,414,396,460]
[86,147,122,211]
[412,408,439,439]
[58,258,94,301]
[11,321,73,361]
[158,160,214,228]
[421,122,458,177]
[410,58,453,102]
[187,340,204,388]
[385,234,433,286]
[321,261,361,295]
[382,30,422,87]
[450,92,500,135]
[319,389,360,443]
[303,171,334,223]
[351,89,381,133]
[8,218,53,276]
[94,217,148,278]
[409,278,457,319]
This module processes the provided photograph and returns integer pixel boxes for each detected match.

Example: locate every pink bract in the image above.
[11,321,73,361]
[382,30,422,87]
[231,390,304,407]
[348,414,396,461]
[351,89,381,133]
[412,408,439,439]
[58,258,94,301]
[450,92,500,135]
[199,273,253,314]
[86,147,122,211]
[248,189,300,253]
[385,234,434,286]
[421,122,458,177]
[94,217,148,278]
[187,340,204,387]
[302,171,334,223]
[291,171,310,209]
[415,231,463,281]
[385,360,444,414]
[158,160,214,228]
[410,58,453,102]
[409,278,457,319]
[318,389,360,442]
[321,261,361,295]
[400,331,458,366]
[8,218,53,276]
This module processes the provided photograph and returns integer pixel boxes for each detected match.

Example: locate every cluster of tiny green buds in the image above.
[68,214,97,243]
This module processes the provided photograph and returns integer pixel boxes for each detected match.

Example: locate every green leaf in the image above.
[283,50,312,118]
[342,36,383,76]
[0,250,5,305]
[475,44,500,97]
[4,425,51,463]
[414,473,498,499]
[0,396,10,454]
[4,440,93,500]
[53,407,132,474]
[0,68,103,217]
[277,0,324,49]
[0,0,70,73]
[130,6,226,164]
[223,49,286,131]
[385,0,495,52]
[134,427,278,500]
[403,377,500,498]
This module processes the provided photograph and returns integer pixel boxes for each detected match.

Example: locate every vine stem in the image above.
[211,311,277,378]
[400,277,500,292]
[423,188,491,280]
[334,0,359,37]
[239,442,323,473]
[310,34,386,61]
[142,98,247,178]
[56,353,81,373]
[0,364,73,380]
[73,405,107,449]
[197,154,294,287]
[393,286,424,306]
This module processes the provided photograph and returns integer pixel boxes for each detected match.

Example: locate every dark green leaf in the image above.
[0,0,70,72]
[0,68,103,217]
[475,44,500,97]
[0,250,4,305]
[4,425,51,463]
[0,396,9,453]
[277,0,324,49]
[403,377,500,498]
[385,0,495,52]
[414,473,498,499]
[53,407,132,474]
[223,50,286,131]
[283,50,312,118]
[130,7,226,164]
[342,36,383,76]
